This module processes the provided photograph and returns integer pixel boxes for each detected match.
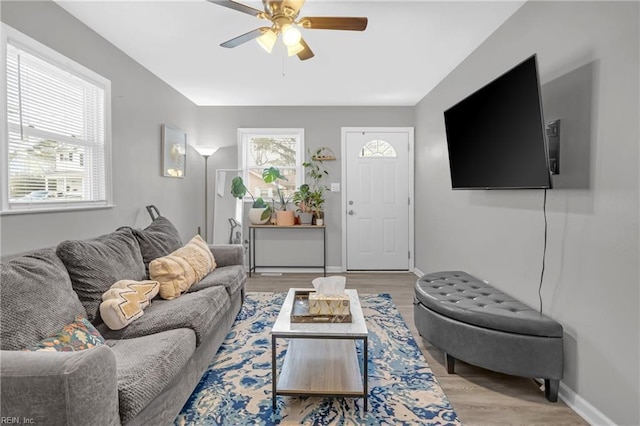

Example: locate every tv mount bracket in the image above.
[546,120,560,175]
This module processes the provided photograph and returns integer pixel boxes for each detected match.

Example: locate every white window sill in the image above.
[0,204,116,216]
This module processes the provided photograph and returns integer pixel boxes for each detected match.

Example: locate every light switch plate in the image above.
[330,183,340,192]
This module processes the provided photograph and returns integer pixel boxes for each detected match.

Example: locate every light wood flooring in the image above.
[246,272,587,426]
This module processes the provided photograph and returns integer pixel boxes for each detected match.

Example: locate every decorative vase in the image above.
[276,210,295,226]
[299,212,313,225]
[316,218,324,226]
[248,207,269,225]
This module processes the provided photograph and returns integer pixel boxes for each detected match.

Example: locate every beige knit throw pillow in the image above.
[149,234,216,300]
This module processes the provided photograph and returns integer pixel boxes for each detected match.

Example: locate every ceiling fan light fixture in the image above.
[287,41,305,56]
[209,1,367,61]
[281,24,302,47]
[256,29,277,53]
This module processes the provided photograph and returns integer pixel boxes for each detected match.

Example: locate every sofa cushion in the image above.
[56,228,146,323]
[100,280,160,330]
[97,285,230,346]
[149,235,216,300]
[0,248,87,351]
[24,315,105,352]
[106,328,196,424]
[189,265,245,298]
[128,216,183,278]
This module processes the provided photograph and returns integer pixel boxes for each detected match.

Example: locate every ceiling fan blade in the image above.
[220,27,269,48]
[297,38,314,61]
[299,17,368,31]
[207,0,266,18]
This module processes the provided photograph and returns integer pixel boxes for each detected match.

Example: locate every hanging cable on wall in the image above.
[538,188,548,313]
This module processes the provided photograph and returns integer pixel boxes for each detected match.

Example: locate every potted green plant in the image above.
[262,167,295,225]
[304,148,330,189]
[309,189,325,226]
[303,148,329,225]
[230,176,271,225]
[293,183,314,225]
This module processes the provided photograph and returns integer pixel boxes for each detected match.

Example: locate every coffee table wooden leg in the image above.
[272,335,277,410]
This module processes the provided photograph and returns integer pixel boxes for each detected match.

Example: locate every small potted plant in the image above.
[303,149,329,225]
[309,189,325,225]
[230,176,271,225]
[262,167,295,226]
[293,184,314,225]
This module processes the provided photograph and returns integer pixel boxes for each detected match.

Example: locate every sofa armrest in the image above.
[0,345,120,425]
[209,244,244,268]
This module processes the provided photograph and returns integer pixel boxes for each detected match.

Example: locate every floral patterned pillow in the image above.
[23,315,105,352]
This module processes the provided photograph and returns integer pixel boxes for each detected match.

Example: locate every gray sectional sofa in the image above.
[0,217,246,425]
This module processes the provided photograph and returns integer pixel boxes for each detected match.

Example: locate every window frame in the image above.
[359,139,398,158]
[1,23,113,215]
[237,128,305,203]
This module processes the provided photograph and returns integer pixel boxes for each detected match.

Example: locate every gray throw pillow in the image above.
[129,216,183,277]
[56,228,145,323]
[0,248,87,350]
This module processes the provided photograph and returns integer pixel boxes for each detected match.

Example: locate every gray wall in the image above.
[200,106,414,268]
[413,1,639,424]
[0,1,205,255]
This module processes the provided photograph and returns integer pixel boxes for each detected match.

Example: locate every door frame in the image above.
[340,127,415,272]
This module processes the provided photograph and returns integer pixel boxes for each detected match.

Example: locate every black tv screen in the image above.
[444,55,552,189]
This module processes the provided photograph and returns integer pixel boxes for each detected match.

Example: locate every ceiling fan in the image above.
[207,0,368,61]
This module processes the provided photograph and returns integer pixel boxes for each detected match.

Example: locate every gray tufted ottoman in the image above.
[414,271,563,402]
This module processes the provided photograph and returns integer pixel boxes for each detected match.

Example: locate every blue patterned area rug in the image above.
[175,292,461,425]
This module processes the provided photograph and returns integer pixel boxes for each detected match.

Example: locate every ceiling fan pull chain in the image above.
[282,44,286,78]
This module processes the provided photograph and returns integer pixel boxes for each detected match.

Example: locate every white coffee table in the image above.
[271,288,369,411]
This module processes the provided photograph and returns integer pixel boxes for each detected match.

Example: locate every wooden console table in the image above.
[248,225,326,277]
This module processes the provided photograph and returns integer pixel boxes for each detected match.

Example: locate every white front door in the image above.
[342,128,413,270]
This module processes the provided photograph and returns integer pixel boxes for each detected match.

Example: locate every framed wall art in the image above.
[161,124,187,178]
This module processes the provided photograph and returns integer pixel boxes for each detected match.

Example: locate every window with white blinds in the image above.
[2,26,111,212]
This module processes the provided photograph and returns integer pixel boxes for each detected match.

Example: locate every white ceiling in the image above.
[55,0,525,106]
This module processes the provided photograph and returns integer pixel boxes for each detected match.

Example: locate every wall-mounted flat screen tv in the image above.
[444,54,552,189]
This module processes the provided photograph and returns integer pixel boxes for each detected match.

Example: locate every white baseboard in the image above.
[252,267,324,274]
[251,267,343,274]
[559,382,615,426]
[252,267,418,275]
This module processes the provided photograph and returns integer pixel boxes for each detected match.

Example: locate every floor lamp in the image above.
[193,145,219,242]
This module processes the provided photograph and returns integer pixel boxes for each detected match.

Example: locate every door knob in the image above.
[348,210,355,215]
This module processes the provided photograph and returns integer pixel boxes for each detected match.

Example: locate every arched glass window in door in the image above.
[359,139,397,157]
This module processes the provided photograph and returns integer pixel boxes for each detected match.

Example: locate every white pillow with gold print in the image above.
[100,279,160,330]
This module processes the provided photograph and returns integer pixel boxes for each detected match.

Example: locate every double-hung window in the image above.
[238,128,304,205]
[1,24,111,213]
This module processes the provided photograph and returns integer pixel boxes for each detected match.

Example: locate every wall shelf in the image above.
[311,146,336,161]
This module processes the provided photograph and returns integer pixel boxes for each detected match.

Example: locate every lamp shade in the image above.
[257,29,277,53]
[193,145,219,157]
[287,42,304,56]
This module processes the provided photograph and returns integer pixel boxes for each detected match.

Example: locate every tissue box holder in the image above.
[291,291,352,323]
[309,293,350,316]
